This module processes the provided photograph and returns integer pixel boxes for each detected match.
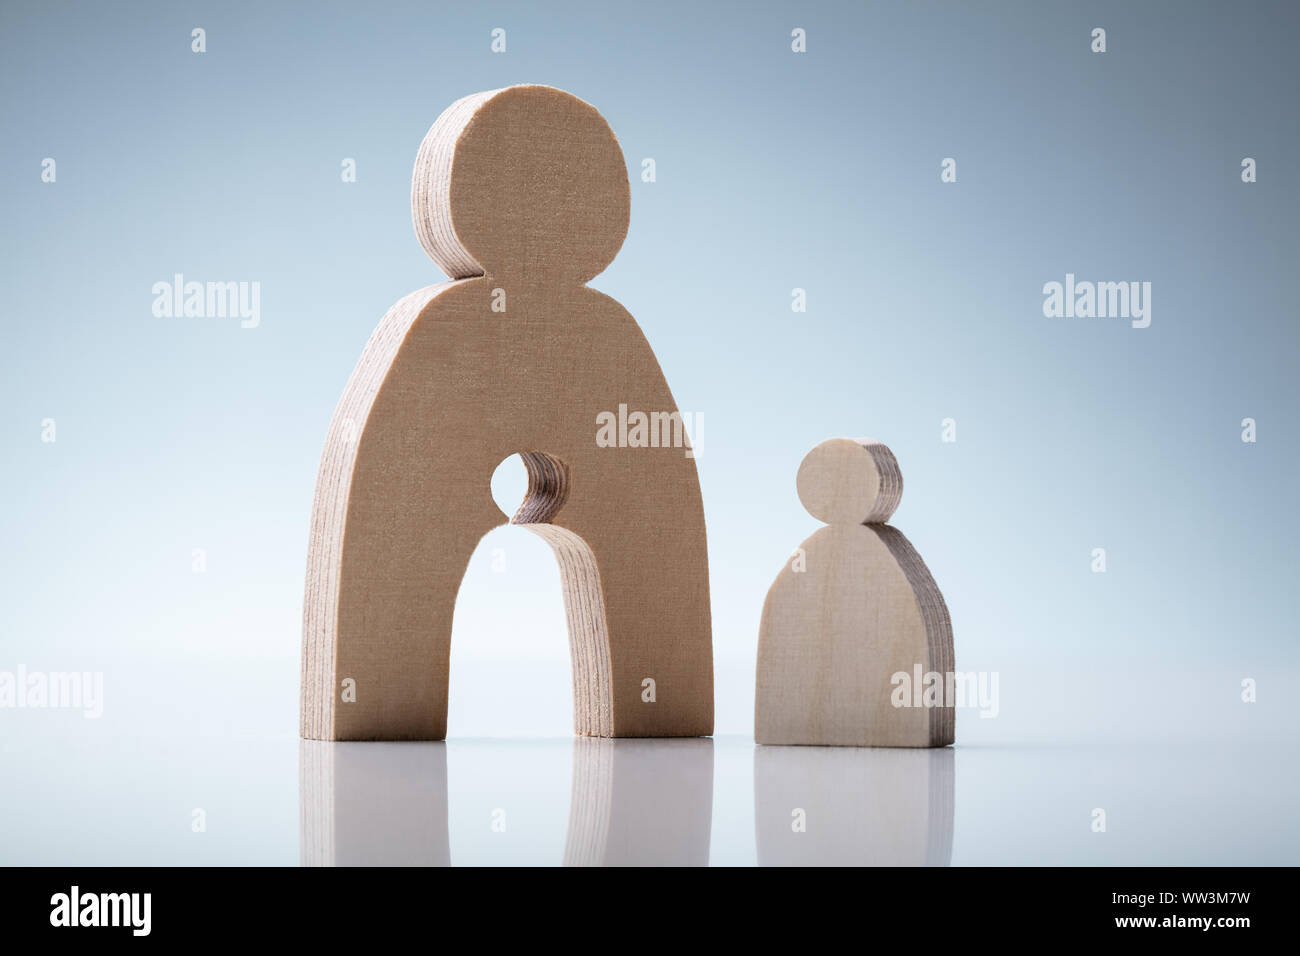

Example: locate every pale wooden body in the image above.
[755,438,953,747]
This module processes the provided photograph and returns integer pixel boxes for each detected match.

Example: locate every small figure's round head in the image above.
[412,85,630,283]
[796,438,903,525]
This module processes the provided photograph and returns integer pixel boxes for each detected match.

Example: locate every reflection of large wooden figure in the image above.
[755,438,953,747]
[301,86,713,741]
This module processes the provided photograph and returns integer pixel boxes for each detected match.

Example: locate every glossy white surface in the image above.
[2,730,1294,866]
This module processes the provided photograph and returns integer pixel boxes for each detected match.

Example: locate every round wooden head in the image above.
[796,438,903,525]
[412,85,631,283]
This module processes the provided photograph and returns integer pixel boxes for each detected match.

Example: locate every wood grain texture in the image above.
[301,85,712,741]
[755,438,953,747]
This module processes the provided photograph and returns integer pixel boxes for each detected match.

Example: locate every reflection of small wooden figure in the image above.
[755,438,954,747]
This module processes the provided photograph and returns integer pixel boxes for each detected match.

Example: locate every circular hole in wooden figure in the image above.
[490,454,529,520]
[491,451,571,524]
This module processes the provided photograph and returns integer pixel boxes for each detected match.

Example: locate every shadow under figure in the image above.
[300,86,713,741]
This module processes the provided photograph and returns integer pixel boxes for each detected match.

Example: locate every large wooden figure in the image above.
[755,438,953,747]
[301,86,713,740]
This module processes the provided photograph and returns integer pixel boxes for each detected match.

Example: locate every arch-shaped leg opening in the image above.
[505,451,613,737]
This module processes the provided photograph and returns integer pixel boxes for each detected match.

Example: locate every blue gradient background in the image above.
[2,1,1297,864]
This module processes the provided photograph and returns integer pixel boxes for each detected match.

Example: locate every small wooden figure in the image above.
[755,438,954,747]
[301,86,713,741]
